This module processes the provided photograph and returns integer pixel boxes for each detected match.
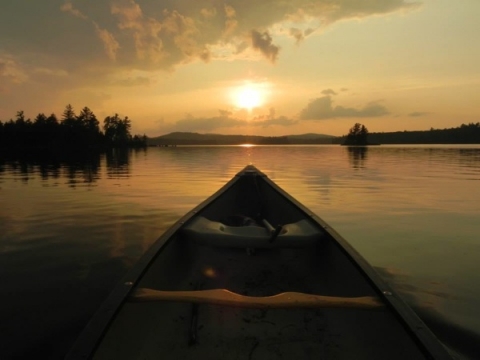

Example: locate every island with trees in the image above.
[342,123,370,146]
[0,104,147,152]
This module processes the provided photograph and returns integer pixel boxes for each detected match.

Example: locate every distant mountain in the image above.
[286,133,335,140]
[147,132,336,146]
[147,122,480,146]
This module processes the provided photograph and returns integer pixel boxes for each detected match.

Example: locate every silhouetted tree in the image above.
[61,104,77,128]
[78,107,99,132]
[1,105,146,150]
[344,123,369,145]
[103,114,132,147]
[77,106,102,146]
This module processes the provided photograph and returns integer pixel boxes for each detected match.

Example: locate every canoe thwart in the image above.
[129,288,384,309]
[181,216,322,248]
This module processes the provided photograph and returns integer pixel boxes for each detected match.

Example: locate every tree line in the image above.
[367,123,480,144]
[0,105,147,151]
[337,122,480,145]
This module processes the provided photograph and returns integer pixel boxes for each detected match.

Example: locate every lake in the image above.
[1,145,479,359]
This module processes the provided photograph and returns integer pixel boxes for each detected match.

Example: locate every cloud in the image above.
[288,27,317,44]
[167,108,297,132]
[408,111,429,117]
[251,30,280,63]
[252,108,298,127]
[299,95,389,120]
[51,0,416,70]
[253,115,298,127]
[0,0,418,119]
[223,5,238,37]
[170,112,247,132]
[33,68,68,77]
[110,1,164,63]
[94,23,120,60]
[60,2,88,20]
[321,88,337,96]
[0,55,28,84]
[111,76,151,87]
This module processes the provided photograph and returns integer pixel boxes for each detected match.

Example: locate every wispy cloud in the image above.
[169,111,246,132]
[94,24,120,61]
[321,88,337,96]
[60,1,88,20]
[111,76,151,87]
[253,115,298,127]
[0,55,28,84]
[408,111,429,117]
[168,108,297,132]
[252,108,298,127]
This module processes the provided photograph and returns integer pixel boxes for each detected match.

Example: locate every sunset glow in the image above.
[232,84,264,110]
[0,1,479,137]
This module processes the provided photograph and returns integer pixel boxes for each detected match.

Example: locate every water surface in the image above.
[1,145,479,359]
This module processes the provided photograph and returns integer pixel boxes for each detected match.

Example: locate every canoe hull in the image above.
[67,165,452,360]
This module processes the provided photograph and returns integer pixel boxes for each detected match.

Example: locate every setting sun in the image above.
[232,83,264,110]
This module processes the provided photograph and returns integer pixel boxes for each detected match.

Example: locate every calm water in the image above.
[1,145,480,359]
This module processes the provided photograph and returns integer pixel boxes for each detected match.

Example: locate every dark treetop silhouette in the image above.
[0,105,147,151]
[343,123,369,146]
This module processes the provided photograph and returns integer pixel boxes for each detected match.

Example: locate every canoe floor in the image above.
[92,237,429,360]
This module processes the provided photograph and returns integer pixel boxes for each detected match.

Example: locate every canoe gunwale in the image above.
[65,169,245,359]
[259,170,452,360]
[66,165,453,360]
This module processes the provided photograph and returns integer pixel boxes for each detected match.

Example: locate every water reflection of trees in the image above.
[0,148,144,186]
[105,148,135,179]
[0,151,102,187]
[347,146,369,169]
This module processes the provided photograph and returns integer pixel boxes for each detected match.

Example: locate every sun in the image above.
[236,87,262,109]
[232,83,264,110]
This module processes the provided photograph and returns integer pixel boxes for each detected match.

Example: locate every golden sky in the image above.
[1,0,479,136]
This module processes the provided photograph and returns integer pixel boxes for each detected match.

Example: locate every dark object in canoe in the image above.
[66,165,453,359]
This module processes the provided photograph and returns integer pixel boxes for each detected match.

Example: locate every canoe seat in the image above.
[130,288,383,309]
[181,216,322,248]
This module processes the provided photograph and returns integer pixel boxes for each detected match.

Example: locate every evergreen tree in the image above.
[61,104,77,128]
[103,114,132,146]
[344,123,369,145]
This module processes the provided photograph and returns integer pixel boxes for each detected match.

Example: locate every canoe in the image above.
[67,165,452,359]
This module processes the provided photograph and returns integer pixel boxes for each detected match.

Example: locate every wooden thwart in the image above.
[130,288,384,309]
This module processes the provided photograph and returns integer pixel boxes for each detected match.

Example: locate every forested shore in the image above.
[0,105,146,152]
[335,123,480,145]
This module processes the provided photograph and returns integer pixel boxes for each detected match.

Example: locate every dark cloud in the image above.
[299,95,389,120]
[251,30,280,63]
[0,0,416,71]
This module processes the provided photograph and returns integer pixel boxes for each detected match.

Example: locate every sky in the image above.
[0,0,479,137]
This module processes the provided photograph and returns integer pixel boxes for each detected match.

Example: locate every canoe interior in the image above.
[90,169,438,359]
